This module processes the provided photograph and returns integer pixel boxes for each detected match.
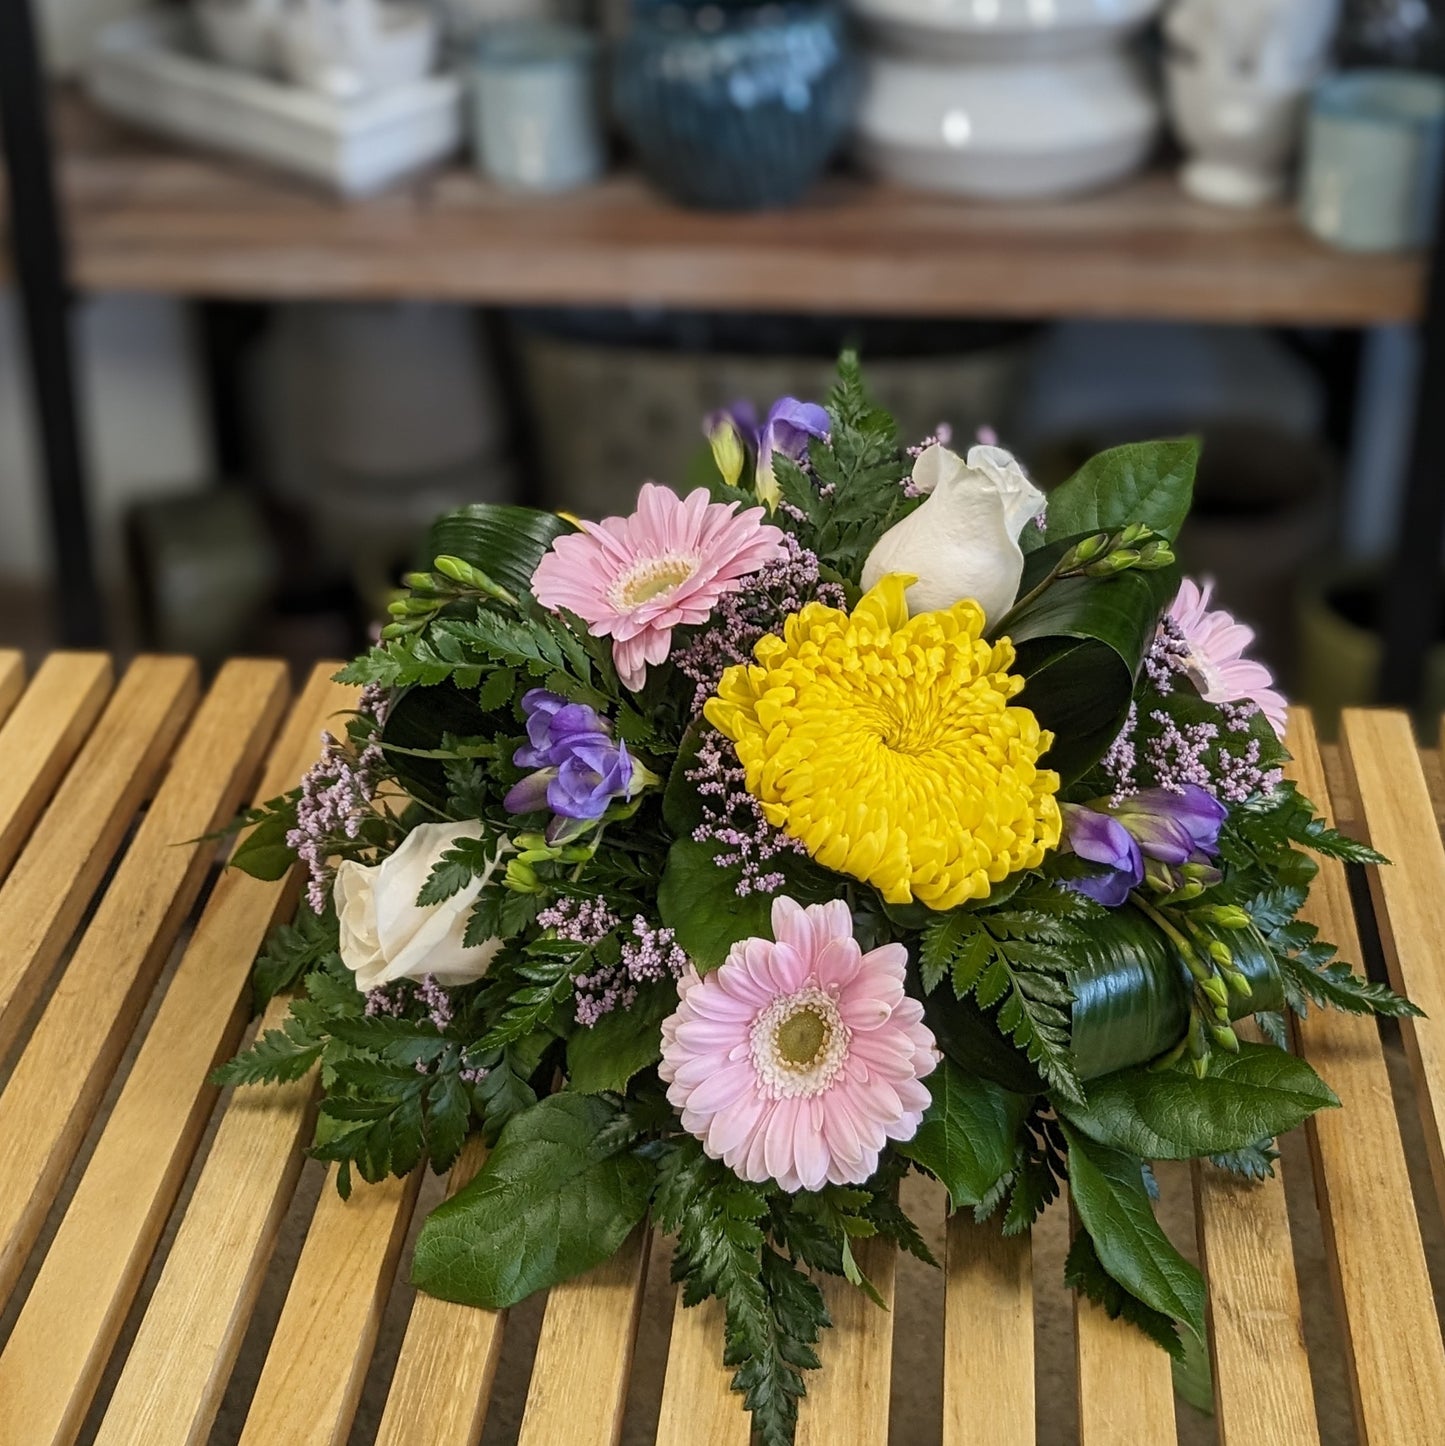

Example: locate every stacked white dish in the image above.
[852,0,1164,198]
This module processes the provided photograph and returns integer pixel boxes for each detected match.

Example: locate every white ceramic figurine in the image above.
[1164,0,1341,207]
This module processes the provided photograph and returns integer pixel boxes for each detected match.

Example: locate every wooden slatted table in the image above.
[1,651,1444,1445]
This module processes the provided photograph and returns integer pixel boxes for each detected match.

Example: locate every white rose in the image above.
[861,443,1046,625]
[334,820,505,993]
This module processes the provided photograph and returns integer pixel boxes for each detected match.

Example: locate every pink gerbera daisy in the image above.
[531,485,786,691]
[658,897,940,1193]
[1168,578,1288,737]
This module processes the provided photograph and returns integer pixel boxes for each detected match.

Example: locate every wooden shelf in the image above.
[7,93,1428,324]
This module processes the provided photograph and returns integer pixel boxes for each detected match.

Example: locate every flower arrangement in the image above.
[221,356,1415,1445]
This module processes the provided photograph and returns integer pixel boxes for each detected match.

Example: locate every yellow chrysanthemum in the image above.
[703,574,1062,911]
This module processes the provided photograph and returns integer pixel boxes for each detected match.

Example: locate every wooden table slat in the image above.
[0,659,285,1303]
[1193,1158,1320,1446]
[92,991,319,1446]
[655,1293,750,1446]
[517,1227,650,1446]
[238,1164,423,1446]
[0,650,26,727]
[796,1236,897,1446]
[0,655,199,1060]
[0,652,112,887]
[375,1139,506,1446]
[1075,1286,1178,1446]
[1285,708,1445,1444]
[943,1216,1035,1446]
[0,666,354,1446]
[1339,709,1445,1219]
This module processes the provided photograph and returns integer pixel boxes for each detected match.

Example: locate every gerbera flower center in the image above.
[750,986,850,1099]
[612,553,699,611]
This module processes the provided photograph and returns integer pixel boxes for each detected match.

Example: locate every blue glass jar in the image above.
[612,0,857,210]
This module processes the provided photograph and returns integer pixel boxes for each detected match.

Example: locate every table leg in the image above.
[1378,173,1445,711]
[0,0,103,647]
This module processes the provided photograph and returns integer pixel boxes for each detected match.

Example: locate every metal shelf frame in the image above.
[3,0,1443,705]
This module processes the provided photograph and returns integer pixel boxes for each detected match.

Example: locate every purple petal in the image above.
[1116,786,1226,865]
[760,398,829,466]
[1063,804,1143,874]
[504,768,556,815]
[704,400,761,447]
[1069,867,1138,909]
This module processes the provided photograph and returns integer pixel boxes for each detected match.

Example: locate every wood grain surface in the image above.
[0,659,282,1302]
[944,1215,1035,1446]
[797,1236,897,1446]
[1286,708,1445,1445]
[517,1227,651,1446]
[1339,710,1445,1219]
[375,1138,506,1446]
[40,96,1424,325]
[0,655,197,1058]
[655,1291,750,1446]
[238,1164,423,1446]
[1193,1157,1319,1446]
[0,666,351,1446]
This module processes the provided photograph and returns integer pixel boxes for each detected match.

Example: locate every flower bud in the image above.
[1208,940,1234,969]
[706,413,749,491]
[504,858,542,893]
[1210,1024,1240,1053]
[1085,550,1141,577]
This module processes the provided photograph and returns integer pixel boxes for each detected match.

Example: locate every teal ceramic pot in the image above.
[612,0,857,210]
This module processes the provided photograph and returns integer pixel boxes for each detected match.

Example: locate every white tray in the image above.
[85,12,463,197]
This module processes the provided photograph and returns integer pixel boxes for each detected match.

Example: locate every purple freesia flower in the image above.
[1060,804,1144,908]
[703,396,829,507]
[1113,786,1227,867]
[504,690,636,842]
[1061,785,1227,908]
[757,398,830,507]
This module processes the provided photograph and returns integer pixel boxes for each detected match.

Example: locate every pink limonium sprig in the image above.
[288,683,389,914]
[531,484,788,692]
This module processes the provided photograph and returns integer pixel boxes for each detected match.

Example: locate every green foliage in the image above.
[229,796,299,881]
[895,1058,1030,1211]
[1033,439,1199,551]
[919,882,1095,1104]
[998,538,1180,784]
[423,503,570,600]
[1059,1043,1338,1159]
[476,939,586,1050]
[1063,1124,1206,1343]
[213,1018,323,1086]
[1210,1139,1279,1180]
[567,984,676,1094]
[416,834,497,906]
[1063,1231,1186,1360]
[655,1138,830,1446]
[250,902,339,1011]
[411,1093,655,1309]
[773,350,914,582]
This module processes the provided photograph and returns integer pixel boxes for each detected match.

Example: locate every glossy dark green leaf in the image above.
[567,986,675,1094]
[998,541,1179,784]
[1028,439,1199,552]
[424,503,570,600]
[381,680,498,811]
[229,802,298,881]
[896,1058,1030,1210]
[657,837,835,974]
[916,961,1046,1096]
[1060,1042,1338,1159]
[1068,906,1281,1081]
[656,838,777,973]
[411,1093,653,1309]
[1063,1124,1206,1337]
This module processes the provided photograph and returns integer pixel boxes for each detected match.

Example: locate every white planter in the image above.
[851,0,1160,60]
[855,47,1159,198]
[1164,0,1340,207]
[85,12,462,196]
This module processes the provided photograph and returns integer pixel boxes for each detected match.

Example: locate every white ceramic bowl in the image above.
[849,0,1162,61]
[854,48,1160,197]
